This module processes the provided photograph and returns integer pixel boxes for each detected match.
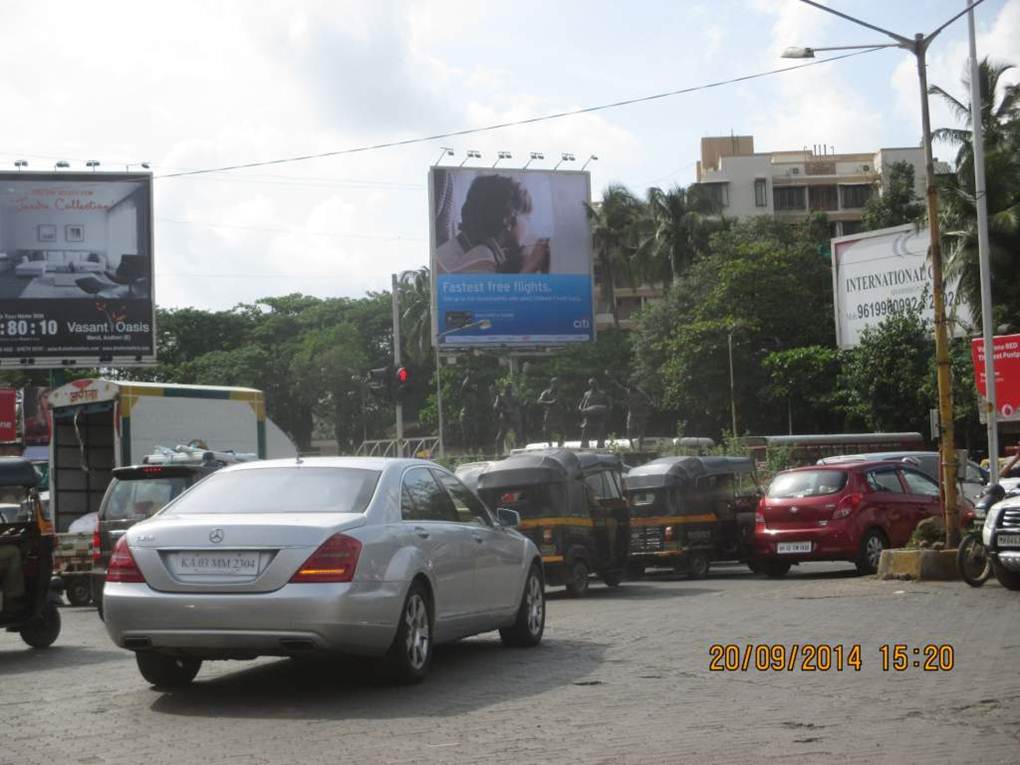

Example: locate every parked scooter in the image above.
[958,483,1008,587]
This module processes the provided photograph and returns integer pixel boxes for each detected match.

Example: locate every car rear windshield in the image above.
[767,470,848,498]
[160,467,381,515]
[479,484,566,519]
[102,476,193,521]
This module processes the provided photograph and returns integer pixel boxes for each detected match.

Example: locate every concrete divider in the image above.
[877,549,959,581]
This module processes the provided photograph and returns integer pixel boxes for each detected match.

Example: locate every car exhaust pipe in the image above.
[123,636,152,649]
[279,639,316,651]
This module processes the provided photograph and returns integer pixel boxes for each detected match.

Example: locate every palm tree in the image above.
[635,184,720,286]
[586,185,643,328]
[931,57,1020,328]
[398,267,433,366]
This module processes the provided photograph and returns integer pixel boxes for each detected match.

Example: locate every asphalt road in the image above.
[1,562,1018,765]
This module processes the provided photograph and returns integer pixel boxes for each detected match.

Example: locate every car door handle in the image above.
[109,529,126,539]
[473,535,484,544]
[413,526,430,539]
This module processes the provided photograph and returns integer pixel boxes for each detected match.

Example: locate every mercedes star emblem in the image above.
[209,528,225,544]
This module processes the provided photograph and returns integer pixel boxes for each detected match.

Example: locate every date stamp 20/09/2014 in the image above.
[708,644,955,673]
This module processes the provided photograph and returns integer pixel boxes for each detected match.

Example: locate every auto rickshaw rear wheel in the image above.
[564,560,590,598]
[687,551,711,580]
[601,570,624,587]
[20,602,61,649]
[626,564,645,580]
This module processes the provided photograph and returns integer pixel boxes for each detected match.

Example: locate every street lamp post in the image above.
[783,0,988,546]
[727,329,738,438]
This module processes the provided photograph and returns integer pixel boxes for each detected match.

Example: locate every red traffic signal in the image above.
[396,367,409,384]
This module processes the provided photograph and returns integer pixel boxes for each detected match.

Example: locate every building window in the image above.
[808,185,838,211]
[841,220,863,236]
[773,186,806,211]
[754,178,767,207]
[699,182,729,208]
[840,184,874,209]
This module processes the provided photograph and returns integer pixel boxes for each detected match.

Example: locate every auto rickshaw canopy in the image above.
[625,456,755,491]
[0,457,42,488]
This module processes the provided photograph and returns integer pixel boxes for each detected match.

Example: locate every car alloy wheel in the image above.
[404,593,430,671]
[865,534,884,570]
[525,573,544,636]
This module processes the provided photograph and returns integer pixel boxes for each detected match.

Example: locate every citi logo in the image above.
[573,319,591,329]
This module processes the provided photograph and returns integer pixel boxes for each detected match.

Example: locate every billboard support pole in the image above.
[967,0,998,482]
[391,273,403,458]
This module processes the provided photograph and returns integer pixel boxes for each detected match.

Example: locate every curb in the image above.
[876,549,959,581]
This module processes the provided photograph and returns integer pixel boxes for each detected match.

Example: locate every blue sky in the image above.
[1,0,1017,309]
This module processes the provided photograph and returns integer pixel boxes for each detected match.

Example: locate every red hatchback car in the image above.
[753,461,974,577]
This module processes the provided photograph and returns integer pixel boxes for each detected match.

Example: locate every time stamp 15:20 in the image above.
[708,644,955,673]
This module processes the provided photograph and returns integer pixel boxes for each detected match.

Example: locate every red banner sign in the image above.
[971,334,1020,422]
[0,388,16,442]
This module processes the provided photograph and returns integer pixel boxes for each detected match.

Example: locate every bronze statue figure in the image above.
[577,378,610,449]
[537,377,567,447]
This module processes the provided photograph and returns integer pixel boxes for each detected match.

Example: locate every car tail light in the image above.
[833,492,863,520]
[755,498,766,524]
[664,526,674,542]
[542,528,553,544]
[290,533,362,583]
[106,536,145,583]
[92,521,101,563]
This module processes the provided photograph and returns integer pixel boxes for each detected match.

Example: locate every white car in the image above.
[103,457,545,686]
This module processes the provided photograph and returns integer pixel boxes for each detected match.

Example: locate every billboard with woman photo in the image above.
[430,167,594,347]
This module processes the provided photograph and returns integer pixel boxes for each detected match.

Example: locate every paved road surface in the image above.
[2,562,1018,764]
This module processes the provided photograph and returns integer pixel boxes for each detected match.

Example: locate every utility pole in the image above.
[391,273,403,458]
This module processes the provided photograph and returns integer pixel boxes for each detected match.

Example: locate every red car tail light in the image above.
[290,533,362,583]
[833,492,863,520]
[92,521,101,563]
[106,536,146,583]
[755,498,766,524]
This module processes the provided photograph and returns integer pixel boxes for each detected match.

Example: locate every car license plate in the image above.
[170,551,260,576]
[998,534,1020,548]
[777,541,812,554]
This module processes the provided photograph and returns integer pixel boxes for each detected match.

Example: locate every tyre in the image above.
[601,570,624,587]
[747,560,763,574]
[855,529,887,575]
[385,581,433,683]
[136,651,202,688]
[500,565,545,647]
[66,577,93,607]
[762,560,791,578]
[564,559,590,598]
[626,564,645,580]
[956,533,990,587]
[687,551,711,580]
[20,602,61,648]
[991,560,1020,591]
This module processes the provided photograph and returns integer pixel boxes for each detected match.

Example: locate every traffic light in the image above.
[394,366,410,404]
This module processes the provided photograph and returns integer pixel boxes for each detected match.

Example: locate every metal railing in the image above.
[356,437,440,459]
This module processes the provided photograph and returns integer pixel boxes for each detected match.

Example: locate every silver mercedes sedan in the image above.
[103,457,545,686]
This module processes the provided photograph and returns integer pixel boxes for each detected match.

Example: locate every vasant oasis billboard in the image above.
[0,172,155,368]
[429,167,595,348]
[830,223,974,349]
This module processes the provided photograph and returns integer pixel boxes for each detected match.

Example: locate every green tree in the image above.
[586,185,643,328]
[762,346,842,434]
[861,161,925,231]
[635,184,720,285]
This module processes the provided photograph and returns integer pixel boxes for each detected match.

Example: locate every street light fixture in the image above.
[459,149,482,167]
[434,319,493,459]
[786,0,989,547]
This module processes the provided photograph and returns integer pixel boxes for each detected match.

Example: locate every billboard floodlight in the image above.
[433,147,455,166]
[13,160,28,171]
[581,154,599,171]
[86,160,101,171]
[553,153,575,171]
[459,149,482,167]
[523,152,544,169]
[493,151,512,168]
[54,161,70,170]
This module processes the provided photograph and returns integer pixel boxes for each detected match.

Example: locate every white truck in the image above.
[46,378,296,532]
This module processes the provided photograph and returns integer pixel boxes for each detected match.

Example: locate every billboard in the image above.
[22,385,52,446]
[0,172,155,368]
[830,224,974,349]
[971,334,1020,423]
[430,167,594,348]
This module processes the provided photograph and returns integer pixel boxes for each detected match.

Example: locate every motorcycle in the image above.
[958,483,1008,587]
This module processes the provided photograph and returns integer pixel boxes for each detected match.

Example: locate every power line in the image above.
[156,48,883,179]
[157,217,424,242]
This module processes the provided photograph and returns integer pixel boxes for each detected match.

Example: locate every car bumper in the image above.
[753,527,854,561]
[991,550,1020,572]
[103,579,405,658]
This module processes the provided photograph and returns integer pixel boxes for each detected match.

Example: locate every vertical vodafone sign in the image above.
[971,334,1020,423]
[0,172,155,368]
[430,167,595,347]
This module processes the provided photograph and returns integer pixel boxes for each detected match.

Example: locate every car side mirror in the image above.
[496,507,520,528]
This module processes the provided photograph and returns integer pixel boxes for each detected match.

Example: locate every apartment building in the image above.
[695,135,933,237]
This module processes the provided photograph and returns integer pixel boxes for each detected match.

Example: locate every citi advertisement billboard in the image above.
[0,172,155,368]
[429,167,595,348]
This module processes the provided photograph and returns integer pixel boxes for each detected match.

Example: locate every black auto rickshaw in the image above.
[0,457,63,648]
[468,449,630,597]
[624,456,761,579]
